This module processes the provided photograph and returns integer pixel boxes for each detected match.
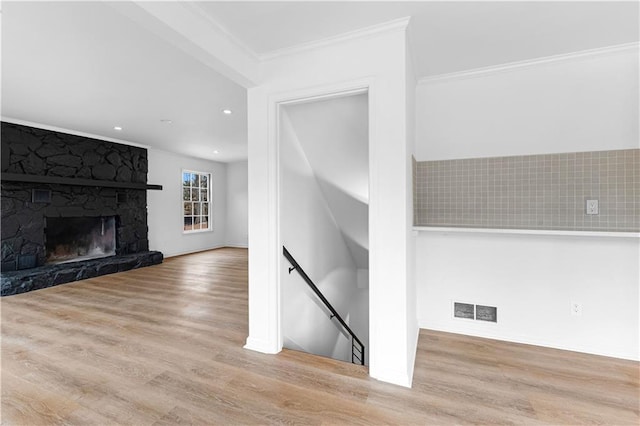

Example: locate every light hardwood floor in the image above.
[1,248,638,425]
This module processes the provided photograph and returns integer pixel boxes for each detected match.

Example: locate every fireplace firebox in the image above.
[45,216,116,264]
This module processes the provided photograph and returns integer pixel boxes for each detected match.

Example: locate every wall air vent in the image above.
[476,305,498,322]
[454,302,498,323]
[454,302,475,319]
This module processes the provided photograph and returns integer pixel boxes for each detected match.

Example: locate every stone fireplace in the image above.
[1,122,163,296]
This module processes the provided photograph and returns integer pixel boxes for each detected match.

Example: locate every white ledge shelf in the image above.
[413,226,640,238]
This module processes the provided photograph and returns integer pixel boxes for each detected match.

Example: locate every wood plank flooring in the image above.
[2,248,638,425]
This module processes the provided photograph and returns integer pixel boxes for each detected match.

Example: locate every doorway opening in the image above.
[278,91,369,365]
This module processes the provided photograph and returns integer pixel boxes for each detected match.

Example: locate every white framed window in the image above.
[182,170,212,233]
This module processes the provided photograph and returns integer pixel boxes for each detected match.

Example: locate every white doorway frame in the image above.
[270,78,375,355]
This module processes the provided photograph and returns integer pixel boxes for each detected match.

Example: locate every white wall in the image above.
[417,232,639,360]
[284,93,369,270]
[280,110,366,363]
[416,45,639,161]
[415,46,640,360]
[246,21,416,386]
[225,160,248,248]
[147,148,227,257]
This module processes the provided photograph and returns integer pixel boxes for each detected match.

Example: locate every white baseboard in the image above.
[162,244,225,258]
[225,243,249,249]
[161,244,248,257]
[370,367,413,388]
[406,325,420,387]
[244,336,280,354]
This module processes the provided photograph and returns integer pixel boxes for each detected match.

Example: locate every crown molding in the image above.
[1,117,151,149]
[418,41,640,86]
[260,17,411,62]
[180,2,261,63]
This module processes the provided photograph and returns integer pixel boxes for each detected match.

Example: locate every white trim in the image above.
[413,226,640,238]
[224,243,249,249]
[268,77,374,373]
[162,244,226,259]
[270,94,282,352]
[418,42,640,85]
[243,336,280,354]
[276,87,369,107]
[181,1,261,62]
[1,116,150,149]
[367,79,380,386]
[371,368,413,388]
[260,17,410,61]
[419,323,639,362]
[162,245,247,259]
[406,325,419,389]
[182,229,213,235]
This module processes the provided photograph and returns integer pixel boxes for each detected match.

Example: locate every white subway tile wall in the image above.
[415,149,640,231]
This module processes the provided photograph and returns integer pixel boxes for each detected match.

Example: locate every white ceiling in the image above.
[2,1,638,163]
[1,1,248,162]
[198,1,639,77]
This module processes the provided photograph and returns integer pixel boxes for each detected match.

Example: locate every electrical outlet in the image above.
[571,301,583,316]
[586,199,599,215]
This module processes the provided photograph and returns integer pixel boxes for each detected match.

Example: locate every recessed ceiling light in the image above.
[113,126,122,131]
[213,150,219,154]
[160,119,172,124]
[222,109,232,115]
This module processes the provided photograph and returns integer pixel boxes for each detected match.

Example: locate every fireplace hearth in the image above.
[1,251,163,296]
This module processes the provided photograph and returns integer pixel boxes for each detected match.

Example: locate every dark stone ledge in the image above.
[1,251,163,296]
[1,172,162,190]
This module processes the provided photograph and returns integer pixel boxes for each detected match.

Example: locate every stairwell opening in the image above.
[278,91,369,366]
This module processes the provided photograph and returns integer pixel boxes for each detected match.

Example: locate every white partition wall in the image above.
[245,20,418,387]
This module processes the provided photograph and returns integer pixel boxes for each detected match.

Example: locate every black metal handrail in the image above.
[283,246,365,366]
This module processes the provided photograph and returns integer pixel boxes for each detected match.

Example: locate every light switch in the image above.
[586,199,599,215]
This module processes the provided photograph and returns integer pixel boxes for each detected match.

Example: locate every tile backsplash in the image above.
[415,149,640,232]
